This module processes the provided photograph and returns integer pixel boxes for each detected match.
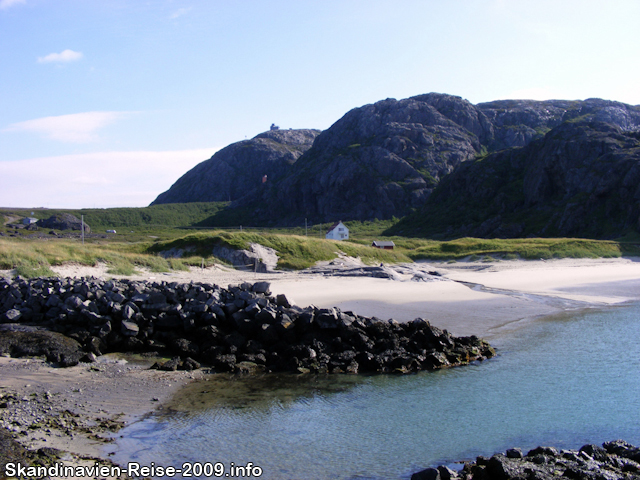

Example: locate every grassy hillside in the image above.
[150,231,411,270]
[2,230,637,279]
[2,204,638,278]
[396,237,630,260]
[1,202,228,231]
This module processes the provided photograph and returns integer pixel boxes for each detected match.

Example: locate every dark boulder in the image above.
[0,325,84,367]
[36,213,90,233]
[411,467,440,480]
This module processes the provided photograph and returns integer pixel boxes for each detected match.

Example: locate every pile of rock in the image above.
[412,441,640,480]
[0,277,495,373]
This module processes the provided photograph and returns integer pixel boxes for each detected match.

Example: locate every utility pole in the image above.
[81,215,85,245]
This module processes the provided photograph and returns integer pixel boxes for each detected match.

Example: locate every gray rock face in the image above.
[390,119,640,239]
[250,94,490,223]
[211,243,278,272]
[478,97,640,150]
[151,93,640,233]
[151,129,320,205]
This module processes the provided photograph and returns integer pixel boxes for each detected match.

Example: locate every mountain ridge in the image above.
[151,93,640,239]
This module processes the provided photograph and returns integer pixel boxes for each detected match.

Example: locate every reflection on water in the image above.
[158,373,372,413]
[111,304,640,480]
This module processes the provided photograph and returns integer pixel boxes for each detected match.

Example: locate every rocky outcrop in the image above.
[211,243,279,272]
[151,129,320,205]
[152,93,640,234]
[36,214,90,233]
[477,97,640,150]
[0,277,495,374]
[240,94,492,224]
[388,118,640,239]
[413,440,640,480]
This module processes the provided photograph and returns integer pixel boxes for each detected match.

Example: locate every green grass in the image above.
[150,231,411,270]
[14,262,56,279]
[404,237,624,261]
[106,259,139,276]
[0,203,228,231]
[0,227,635,280]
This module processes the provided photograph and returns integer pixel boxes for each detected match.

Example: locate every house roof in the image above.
[326,221,347,234]
[372,240,395,247]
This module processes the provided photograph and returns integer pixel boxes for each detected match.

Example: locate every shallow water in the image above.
[111,304,640,479]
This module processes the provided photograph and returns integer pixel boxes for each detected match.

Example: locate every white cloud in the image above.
[4,111,130,143]
[37,49,83,64]
[169,7,191,19]
[0,148,219,209]
[0,0,26,10]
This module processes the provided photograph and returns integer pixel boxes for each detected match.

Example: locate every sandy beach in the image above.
[48,256,640,338]
[2,256,640,478]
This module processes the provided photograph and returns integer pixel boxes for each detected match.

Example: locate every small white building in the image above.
[22,217,38,225]
[326,221,349,241]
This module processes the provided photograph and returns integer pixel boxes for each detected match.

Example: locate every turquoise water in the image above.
[112,304,640,479]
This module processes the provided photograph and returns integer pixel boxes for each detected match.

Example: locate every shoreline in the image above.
[2,257,640,477]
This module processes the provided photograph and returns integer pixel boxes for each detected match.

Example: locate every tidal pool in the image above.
[111,303,640,479]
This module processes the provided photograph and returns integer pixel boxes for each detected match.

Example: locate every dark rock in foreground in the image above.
[412,440,640,480]
[0,276,495,373]
[0,325,85,367]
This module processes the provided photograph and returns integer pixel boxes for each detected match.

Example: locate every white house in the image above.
[326,221,349,240]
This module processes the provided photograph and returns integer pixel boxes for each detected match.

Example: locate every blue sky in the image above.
[2,0,639,208]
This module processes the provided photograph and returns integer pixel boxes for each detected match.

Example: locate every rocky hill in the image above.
[387,118,640,238]
[152,129,320,204]
[241,94,490,223]
[152,93,640,238]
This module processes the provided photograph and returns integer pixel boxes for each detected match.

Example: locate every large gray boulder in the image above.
[37,213,90,233]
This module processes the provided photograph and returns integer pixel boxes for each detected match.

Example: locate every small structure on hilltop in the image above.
[270,123,279,131]
[326,221,349,241]
[372,240,395,250]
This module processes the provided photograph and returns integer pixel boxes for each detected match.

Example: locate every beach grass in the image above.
[400,237,625,260]
[149,231,411,270]
[0,231,635,279]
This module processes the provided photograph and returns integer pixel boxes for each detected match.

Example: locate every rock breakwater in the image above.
[413,441,640,480]
[0,277,495,374]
